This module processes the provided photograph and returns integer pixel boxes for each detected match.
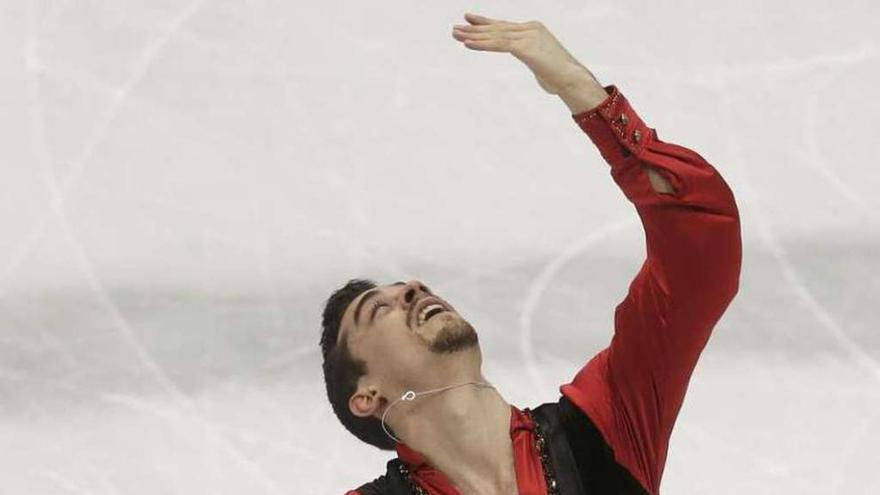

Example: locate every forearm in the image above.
[556,69,610,115]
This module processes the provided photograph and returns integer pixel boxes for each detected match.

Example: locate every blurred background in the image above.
[1,0,878,493]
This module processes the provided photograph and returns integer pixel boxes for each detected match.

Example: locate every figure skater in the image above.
[319,12,742,495]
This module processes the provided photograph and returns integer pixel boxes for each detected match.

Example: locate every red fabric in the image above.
[392,406,548,495]
[345,84,742,495]
[344,405,546,495]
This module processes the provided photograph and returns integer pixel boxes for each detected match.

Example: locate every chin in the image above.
[426,313,479,354]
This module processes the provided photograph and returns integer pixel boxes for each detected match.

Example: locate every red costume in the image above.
[346,84,742,495]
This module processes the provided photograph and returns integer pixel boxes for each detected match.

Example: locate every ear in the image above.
[349,385,381,418]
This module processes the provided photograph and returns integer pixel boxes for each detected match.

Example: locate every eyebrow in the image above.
[353,281,406,327]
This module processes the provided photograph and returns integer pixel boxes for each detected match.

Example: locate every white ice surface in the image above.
[1,1,878,493]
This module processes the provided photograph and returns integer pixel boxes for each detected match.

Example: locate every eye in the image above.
[370,300,387,320]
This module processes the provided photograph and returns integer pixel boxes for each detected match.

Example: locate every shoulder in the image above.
[350,476,388,495]
[347,458,406,495]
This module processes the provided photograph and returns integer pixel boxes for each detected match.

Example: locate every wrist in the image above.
[557,73,609,115]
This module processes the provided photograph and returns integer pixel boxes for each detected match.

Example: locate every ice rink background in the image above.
[1,0,879,493]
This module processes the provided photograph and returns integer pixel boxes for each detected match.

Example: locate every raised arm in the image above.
[559,81,742,494]
[453,14,742,494]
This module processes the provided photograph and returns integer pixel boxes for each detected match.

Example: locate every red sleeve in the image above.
[559,85,742,495]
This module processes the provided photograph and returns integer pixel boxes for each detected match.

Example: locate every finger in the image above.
[454,23,532,33]
[461,37,517,53]
[464,12,504,25]
[454,31,524,43]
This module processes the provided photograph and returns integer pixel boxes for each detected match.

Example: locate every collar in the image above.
[395,403,534,469]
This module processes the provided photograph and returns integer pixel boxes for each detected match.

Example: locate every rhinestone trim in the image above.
[397,462,428,495]
[527,408,559,494]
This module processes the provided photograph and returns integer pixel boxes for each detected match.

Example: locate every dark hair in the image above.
[320,278,397,451]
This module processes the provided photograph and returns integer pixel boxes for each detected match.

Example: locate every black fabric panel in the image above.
[356,476,389,495]
[355,472,391,495]
[530,401,585,494]
[557,395,650,494]
[355,459,411,495]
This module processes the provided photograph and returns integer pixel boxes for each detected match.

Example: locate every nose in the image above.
[400,280,429,307]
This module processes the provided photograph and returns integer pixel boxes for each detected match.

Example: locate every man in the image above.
[319,12,742,495]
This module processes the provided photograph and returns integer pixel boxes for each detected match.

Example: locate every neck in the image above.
[390,379,517,494]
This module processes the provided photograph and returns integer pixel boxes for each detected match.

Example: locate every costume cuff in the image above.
[571,85,653,160]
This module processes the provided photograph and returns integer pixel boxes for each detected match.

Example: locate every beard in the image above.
[427,315,479,354]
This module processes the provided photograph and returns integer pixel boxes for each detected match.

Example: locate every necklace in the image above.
[383,382,496,445]
[396,407,559,494]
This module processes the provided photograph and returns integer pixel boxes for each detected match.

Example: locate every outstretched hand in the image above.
[451,12,597,96]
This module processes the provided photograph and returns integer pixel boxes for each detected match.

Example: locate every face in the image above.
[340,280,480,419]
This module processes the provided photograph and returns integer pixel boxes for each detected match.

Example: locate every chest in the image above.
[356,398,650,495]
[401,426,553,495]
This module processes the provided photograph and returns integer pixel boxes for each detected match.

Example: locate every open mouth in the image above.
[411,297,451,329]
[417,303,447,326]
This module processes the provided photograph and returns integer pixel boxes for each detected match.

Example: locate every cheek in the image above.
[371,325,416,354]
[363,326,423,369]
